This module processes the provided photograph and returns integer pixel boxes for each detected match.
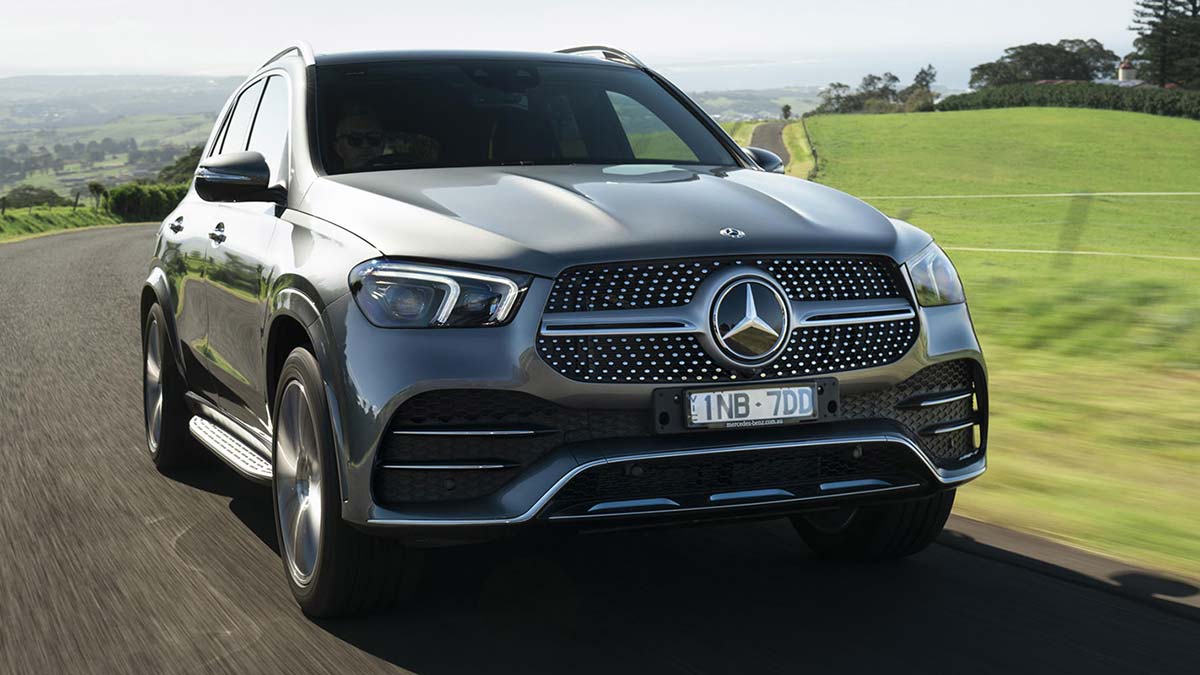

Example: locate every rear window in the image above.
[314,59,735,174]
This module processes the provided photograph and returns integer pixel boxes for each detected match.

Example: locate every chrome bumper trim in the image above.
[364,432,986,527]
[380,462,518,471]
[391,429,554,437]
[923,419,976,435]
[548,483,922,521]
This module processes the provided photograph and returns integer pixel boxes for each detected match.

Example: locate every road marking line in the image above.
[944,246,1200,262]
[864,192,1200,200]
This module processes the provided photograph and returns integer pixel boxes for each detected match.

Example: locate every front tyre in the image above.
[792,490,955,560]
[142,303,201,468]
[272,347,417,617]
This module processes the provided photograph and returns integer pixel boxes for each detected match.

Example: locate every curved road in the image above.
[2,225,1197,674]
[750,121,791,165]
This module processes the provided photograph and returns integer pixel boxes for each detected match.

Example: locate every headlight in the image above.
[350,260,530,328]
[906,244,965,307]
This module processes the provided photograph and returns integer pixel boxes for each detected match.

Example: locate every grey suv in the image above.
[141,43,988,617]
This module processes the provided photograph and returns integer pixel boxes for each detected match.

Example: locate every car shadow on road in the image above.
[168,463,1200,674]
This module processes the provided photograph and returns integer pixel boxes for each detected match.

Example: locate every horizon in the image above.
[0,0,1139,91]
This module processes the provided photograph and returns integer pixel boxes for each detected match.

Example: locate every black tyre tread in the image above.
[143,304,201,469]
[273,347,419,618]
[793,490,955,560]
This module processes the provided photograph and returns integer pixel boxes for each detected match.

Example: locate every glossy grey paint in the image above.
[144,48,986,532]
[300,165,932,277]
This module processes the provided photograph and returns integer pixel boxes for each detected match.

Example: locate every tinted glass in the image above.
[607,92,698,162]
[218,79,266,155]
[247,76,290,185]
[315,60,735,174]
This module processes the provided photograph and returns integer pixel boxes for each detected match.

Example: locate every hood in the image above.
[299,164,932,278]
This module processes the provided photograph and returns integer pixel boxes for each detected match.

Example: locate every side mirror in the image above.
[195,151,284,204]
[743,147,786,174]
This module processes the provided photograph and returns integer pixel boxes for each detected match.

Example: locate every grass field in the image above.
[0,206,124,243]
[719,121,760,148]
[806,108,1200,578]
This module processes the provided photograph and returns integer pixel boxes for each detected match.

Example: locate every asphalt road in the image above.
[750,122,791,165]
[1,224,1197,674]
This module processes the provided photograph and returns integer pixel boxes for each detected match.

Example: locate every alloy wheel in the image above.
[275,380,324,587]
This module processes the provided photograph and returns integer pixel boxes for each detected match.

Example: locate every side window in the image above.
[217,79,266,155]
[606,92,698,162]
[247,76,290,186]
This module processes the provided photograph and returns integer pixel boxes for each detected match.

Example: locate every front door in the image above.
[203,73,292,436]
[205,203,278,433]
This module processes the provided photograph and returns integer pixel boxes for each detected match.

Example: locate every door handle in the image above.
[209,222,226,244]
[168,217,184,233]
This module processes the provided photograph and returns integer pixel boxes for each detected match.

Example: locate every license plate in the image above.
[688,384,816,429]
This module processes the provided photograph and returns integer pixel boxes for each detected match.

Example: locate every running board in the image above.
[189,417,272,484]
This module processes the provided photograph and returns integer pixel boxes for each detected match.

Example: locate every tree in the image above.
[1058,39,1121,80]
[913,64,938,90]
[1132,0,1180,85]
[3,184,69,208]
[781,104,793,120]
[816,82,852,114]
[156,145,203,184]
[969,39,1117,88]
[87,181,107,209]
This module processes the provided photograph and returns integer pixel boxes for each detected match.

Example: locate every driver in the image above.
[332,106,385,171]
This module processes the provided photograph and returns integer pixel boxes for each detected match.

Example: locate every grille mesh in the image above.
[544,256,904,313]
[841,359,977,467]
[538,319,918,384]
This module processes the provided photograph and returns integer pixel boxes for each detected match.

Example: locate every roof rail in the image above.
[555,45,646,69]
[261,40,316,68]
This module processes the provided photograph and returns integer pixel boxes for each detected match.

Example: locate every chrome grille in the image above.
[544,256,904,313]
[538,319,918,384]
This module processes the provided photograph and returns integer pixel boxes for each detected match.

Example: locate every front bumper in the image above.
[315,277,987,534]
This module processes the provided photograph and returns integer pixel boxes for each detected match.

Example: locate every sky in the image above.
[0,0,1139,90]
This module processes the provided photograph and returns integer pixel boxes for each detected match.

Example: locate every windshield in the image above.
[315,59,737,174]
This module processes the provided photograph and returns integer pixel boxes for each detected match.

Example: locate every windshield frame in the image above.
[310,57,751,176]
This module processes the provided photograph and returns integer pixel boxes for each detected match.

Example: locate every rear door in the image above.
[205,74,289,434]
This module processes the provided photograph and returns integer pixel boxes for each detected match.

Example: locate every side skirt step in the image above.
[189,416,272,484]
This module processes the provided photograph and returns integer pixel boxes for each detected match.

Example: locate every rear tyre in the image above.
[272,347,419,618]
[142,303,201,468]
[792,490,955,560]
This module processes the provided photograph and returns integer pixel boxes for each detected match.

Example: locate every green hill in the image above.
[806,108,1200,578]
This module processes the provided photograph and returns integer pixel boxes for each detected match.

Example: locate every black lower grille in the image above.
[841,359,978,468]
[373,360,980,506]
[375,391,649,504]
[546,442,925,517]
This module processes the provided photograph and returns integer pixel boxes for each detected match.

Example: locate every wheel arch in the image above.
[264,284,351,505]
[141,267,187,379]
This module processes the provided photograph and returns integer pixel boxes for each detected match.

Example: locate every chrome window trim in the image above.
[365,432,986,527]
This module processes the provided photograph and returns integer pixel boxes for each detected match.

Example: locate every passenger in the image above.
[332,106,385,171]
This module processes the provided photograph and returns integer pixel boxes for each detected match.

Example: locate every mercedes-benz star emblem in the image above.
[712,278,790,364]
[719,227,746,239]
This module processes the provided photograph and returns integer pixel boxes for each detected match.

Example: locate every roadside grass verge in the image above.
[807,108,1200,579]
[0,206,125,243]
[780,121,815,178]
[719,120,761,147]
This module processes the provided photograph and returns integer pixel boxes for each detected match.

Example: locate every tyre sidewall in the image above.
[271,347,342,613]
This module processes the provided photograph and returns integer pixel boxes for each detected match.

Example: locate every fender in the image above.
[265,283,353,502]
[143,266,188,379]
